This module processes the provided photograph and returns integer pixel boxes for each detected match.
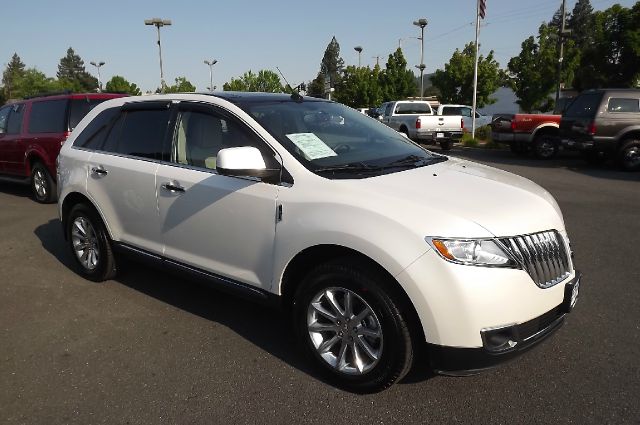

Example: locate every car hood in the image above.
[342,156,565,238]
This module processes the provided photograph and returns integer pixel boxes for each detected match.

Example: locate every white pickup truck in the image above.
[379,100,463,150]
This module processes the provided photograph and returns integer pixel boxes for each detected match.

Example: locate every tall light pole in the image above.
[354,46,363,67]
[204,59,217,93]
[413,18,428,99]
[144,18,172,92]
[555,0,571,104]
[89,61,105,92]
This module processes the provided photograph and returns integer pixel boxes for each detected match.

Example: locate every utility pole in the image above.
[472,0,486,139]
[372,56,380,67]
[145,18,172,92]
[413,19,428,100]
[555,0,570,104]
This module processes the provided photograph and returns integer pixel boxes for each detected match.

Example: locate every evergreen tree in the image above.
[380,48,417,101]
[2,53,26,99]
[308,36,345,98]
[569,0,595,50]
[57,47,98,92]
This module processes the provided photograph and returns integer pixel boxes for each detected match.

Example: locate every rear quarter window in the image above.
[607,98,640,113]
[28,99,68,133]
[69,98,111,130]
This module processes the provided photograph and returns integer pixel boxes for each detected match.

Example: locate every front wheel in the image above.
[31,162,57,203]
[66,204,117,282]
[293,261,414,393]
[439,140,453,151]
[617,139,640,171]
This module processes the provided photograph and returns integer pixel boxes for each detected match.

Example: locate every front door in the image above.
[156,102,279,289]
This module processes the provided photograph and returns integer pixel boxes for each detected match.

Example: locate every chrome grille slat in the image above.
[500,230,572,288]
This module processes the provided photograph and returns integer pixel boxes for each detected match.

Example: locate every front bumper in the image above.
[428,273,580,375]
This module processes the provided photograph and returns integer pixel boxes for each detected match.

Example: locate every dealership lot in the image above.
[1,148,638,424]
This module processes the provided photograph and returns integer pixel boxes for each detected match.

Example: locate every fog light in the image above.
[481,325,519,353]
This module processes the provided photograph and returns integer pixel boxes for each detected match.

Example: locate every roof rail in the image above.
[23,90,73,100]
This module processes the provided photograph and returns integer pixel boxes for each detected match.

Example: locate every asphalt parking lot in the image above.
[1,148,638,424]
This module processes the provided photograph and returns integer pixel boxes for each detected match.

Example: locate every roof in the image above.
[199,91,328,104]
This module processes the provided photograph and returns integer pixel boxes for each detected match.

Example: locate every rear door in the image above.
[26,98,70,173]
[86,101,172,254]
[559,92,603,142]
[1,103,26,176]
[155,101,280,290]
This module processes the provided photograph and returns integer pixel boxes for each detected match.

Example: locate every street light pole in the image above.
[354,46,363,67]
[204,59,217,93]
[555,0,570,104]
[89,61,105,92]
[145,18,172,92]
[413,18,428,99]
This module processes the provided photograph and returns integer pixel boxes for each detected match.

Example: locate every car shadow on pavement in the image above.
[447,147,640,182]
[0,180,32,199]
[33,218,433,390]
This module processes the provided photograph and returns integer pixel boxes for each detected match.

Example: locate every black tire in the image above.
[617,139,640,171]
[293,260,414,393]
[533,134,558,159]
[400,127,410,138]
[66,203,117,282]
[31,162,57,203]
[439,140,453,151]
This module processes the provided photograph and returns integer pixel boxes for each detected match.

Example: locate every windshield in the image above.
[238,100,445,178]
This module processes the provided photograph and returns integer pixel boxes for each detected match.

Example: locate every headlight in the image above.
[427,237,517,267]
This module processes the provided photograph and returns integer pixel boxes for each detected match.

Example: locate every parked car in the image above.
[379,100,463,150]
[58,92,580,392]
[0,92,127,202]
[438,104,491,130]
[559,88,640,171]
[490,112,563,159]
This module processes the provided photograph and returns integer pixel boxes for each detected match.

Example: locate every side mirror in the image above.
[216,146,280,181]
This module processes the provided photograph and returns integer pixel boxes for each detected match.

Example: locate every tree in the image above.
[14,68,61,98]
[568,0,595,50]
[334,65,383,108]
[2,53,26,99]
[105,75,141,95]
[307,73,326,98]
[429,43,502,107]
[573,3,639,90]
[308,36,345,98]
[507,24,579,112]
[380,48,417,101]
[222,70,283,92]
[57,47,98,92]
[164,76,196,93]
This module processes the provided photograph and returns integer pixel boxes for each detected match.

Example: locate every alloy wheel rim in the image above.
[33,170,46,198]
[71,217,100,270]
[538,139,555,157]
[307,287,383,375]
[624,146,640,168]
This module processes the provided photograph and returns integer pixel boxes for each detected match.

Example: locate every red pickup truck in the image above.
[491,113,561,159]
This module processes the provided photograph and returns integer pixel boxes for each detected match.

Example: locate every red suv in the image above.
[0,92,126,202]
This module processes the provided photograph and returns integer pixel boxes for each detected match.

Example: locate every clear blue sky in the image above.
[2,0,635,92]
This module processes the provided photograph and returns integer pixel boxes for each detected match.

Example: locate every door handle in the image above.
[91,166,108,176]
[161,181,185,193]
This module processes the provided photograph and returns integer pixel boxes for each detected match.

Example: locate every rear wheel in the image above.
[31,162,57,203]
[617,139,640,171]
[293,260,414,393]
[66,204,117,282]
[439,140,453,151]
[533,134,558,159]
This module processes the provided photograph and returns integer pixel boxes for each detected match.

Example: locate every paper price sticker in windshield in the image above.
[286,133,338,160]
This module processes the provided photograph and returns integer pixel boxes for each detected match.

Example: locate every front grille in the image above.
[500,230,572,288]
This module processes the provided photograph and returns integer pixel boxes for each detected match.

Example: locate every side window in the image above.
[6,103,25,134]
[69,98,109,130]
[385,103,393,116]
[104,108,171,160]
[607,98,640,113]
[72,107,120,150]
[174,106,278,171]
[28,99,68,133]
[0,106,10,133]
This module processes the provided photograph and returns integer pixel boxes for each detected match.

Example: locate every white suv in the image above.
[57,93,580,392]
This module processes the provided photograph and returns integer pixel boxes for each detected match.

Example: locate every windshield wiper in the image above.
[314,162,382,173]
[385,154,430,167]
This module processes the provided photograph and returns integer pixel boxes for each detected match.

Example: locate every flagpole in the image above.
[471,0,481,139]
